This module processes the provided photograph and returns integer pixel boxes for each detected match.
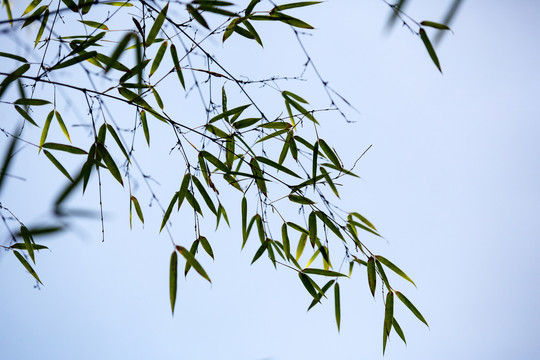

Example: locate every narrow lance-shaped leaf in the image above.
[97,144,123,186]
[170,44,185,89]
[281,223,291,260]
[312,141,318,189]
[131,196,144,224]
[251,240,268,265]
[393,318,407,345]
[187,4,209,29]
[42,143,87,155]
[384,291,394,335]
[420,20,451,31]
[307,279,334,311]
[419,28,442,72]
[308,211,317,245]
[177,173,190,210]
[150,41,167,76]
[140,110,150,145]
[298,272,318,300]
[106,124,130,162]
[367,256,376,297]
[13,251,42,284]
[376,255,416,287]
[20,225,35,264]
[146,3,168,46]
[54,111,71,143]
[198,236,214,260]
[334,282,341,331]
[396,291,429,327]
[44,150,73,181]
[303,268,347,277]
[34,8,49,48]
[39,111,54,152]
[295,232,307,261]
[241,197,248,248]
[176,245,211,283]
[169,251,178,314]
[184,240,199,276]
[160,192,179,232]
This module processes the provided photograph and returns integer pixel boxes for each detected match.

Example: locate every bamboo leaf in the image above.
[251,240,268,264]
[150,41,167,76]
[176,245,211,283]
[39,111,54,151]
[318,139,341,169]
[307,279,334,311]
[170,44,185,89]
[272,1,321,12]
[393,318,407,344]
[42,142,88,154]
[281,223,291,260]
[140,110,150,145]
[184,240,199,276]
[312,141,318,189]
[295,232,307,261]
[105,124,130,162]
[20,225,35,264]
[419,28,442,72]
[0,52,27,63]
[396,291,429,327]
[192,175,217,215]
[131,196,144,224]
[78,19,109,30]
[170,251,178,314]
[34,8,49,48]
[13,251,42,284]
[255,156,301,178]
[303,268,346,277]
[97,144,123,186]
[147,3,168,46]
[15,98,50,106]
[198,236,214,260]
[241,196,247,248]
[160,192,179,232]
[187,4,209,29]
[334,282,341,331]
[53,111,71,142]
[367,256,376,297]
[44,150,73,181]
[384,291,394,335]
[308,211,317,245]
[420,20,451,31]
[376,255,416,287]
[298,272,318,299]
[250,158,267,196]
[177,173,190,210]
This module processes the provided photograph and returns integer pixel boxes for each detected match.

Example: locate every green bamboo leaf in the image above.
[383,320,388,355]
[210,104,251,123]
[34,8,49,48]
[312,141,318,189]
[22,0,42,15]
[105,124,130,162]
[376,259,391,289]
[243,19,262,46]
[176,245,211,283]
[298,272,318,299]
[0,52,27,63]
[319,167,339,198]
[420,20,451,31]
[53,111,71,142]
[131,196,144,224]
[251,240,268,264]
[250,158,267,196]
[393,318,407,344]
[140,110,150,145]
[185,190,203,215]
[15,98,50,106]
[321,162,359,177]
[205,124,229,139]
[103,1,133,6]
[146,3,168,45]
[350,212,376,231]
[160,192,179,232]
[233,117,260,129]
[152,88,164,110]
[241,196,248,248]
[118,87,151,109]
[169,44,185,89]
[169,251,178,314]
[419,28,442,72]
[0,63,30,98]
[20,225,35,264]
[255,128,288,144]
[14,105,37,127]
[177,173,190,210]
[287,222,308,235]
[216,203,230,228]
[39,111,54,151]
[184,240,199,276]
[367,257,376,297]
[150,41,167,76]
[255,156,301,178]
[43,150,73,181]
[192,175,217,215]
[384,291,394,335]
[349,219,381,237]
[22,5,47,28]
[198,236,214,260]
[255,214,265,244]
[315,211,344,240]
[376,255,416,287]
[396,291,429,327]
[10,243,49,251]
[272,1,321,12]
[187,4,209,29]
[295,232,307,261]
[96,144,123,186]
[281,223,291,260]
[334,282,341,331]
[318,139,341,169]
[307,279,334,310]
[308,211,317,244]
[303,268,347,277]
[225,137,235,169]
[200,151,228,172]
[13,251,42,284]
[78,19,109,30]
[270,11,314,29]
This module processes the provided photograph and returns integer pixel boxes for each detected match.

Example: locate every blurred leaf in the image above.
[22,5,47,28]
[176,245,211,283]
[78,19,109,30]
[23,0,42,15]
[0,64,30,97]
[10,243,48,251]
[187,4,209,29]
[13,251,42,284]
[169,251,178,314]
[105,33,134,73]
[0,135,17,192]
[396,292,429,327]
[419,28,441,72]
[420,20,451,31]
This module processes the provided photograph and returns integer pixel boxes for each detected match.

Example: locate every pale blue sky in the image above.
[1,1,539,359]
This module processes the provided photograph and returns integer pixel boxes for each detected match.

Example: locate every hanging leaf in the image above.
[303,268,346,277]
[43,150,73,181]
[150,41,168,76]
[420,20,451,31]
[170,44,186,89]
[198,236,214,260]
[384,291,394,335]
[419,28,442,72]
[295,232,307,261]
[176,245,211,283]
[367,256,376,297]
[396,291,429,327]
[376,255,416,287]
[96,144,123,186]
[169,251,178,314]
[187,4,209,29]
[393,318,407,344]
[146,3,168,46]
[13,251,42,284]
[131,196,144,224]
[160,192,179,232]
[39,111,54,152]
[334,282,341,331]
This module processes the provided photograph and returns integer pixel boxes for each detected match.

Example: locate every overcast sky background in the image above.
[1,0,539,359]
